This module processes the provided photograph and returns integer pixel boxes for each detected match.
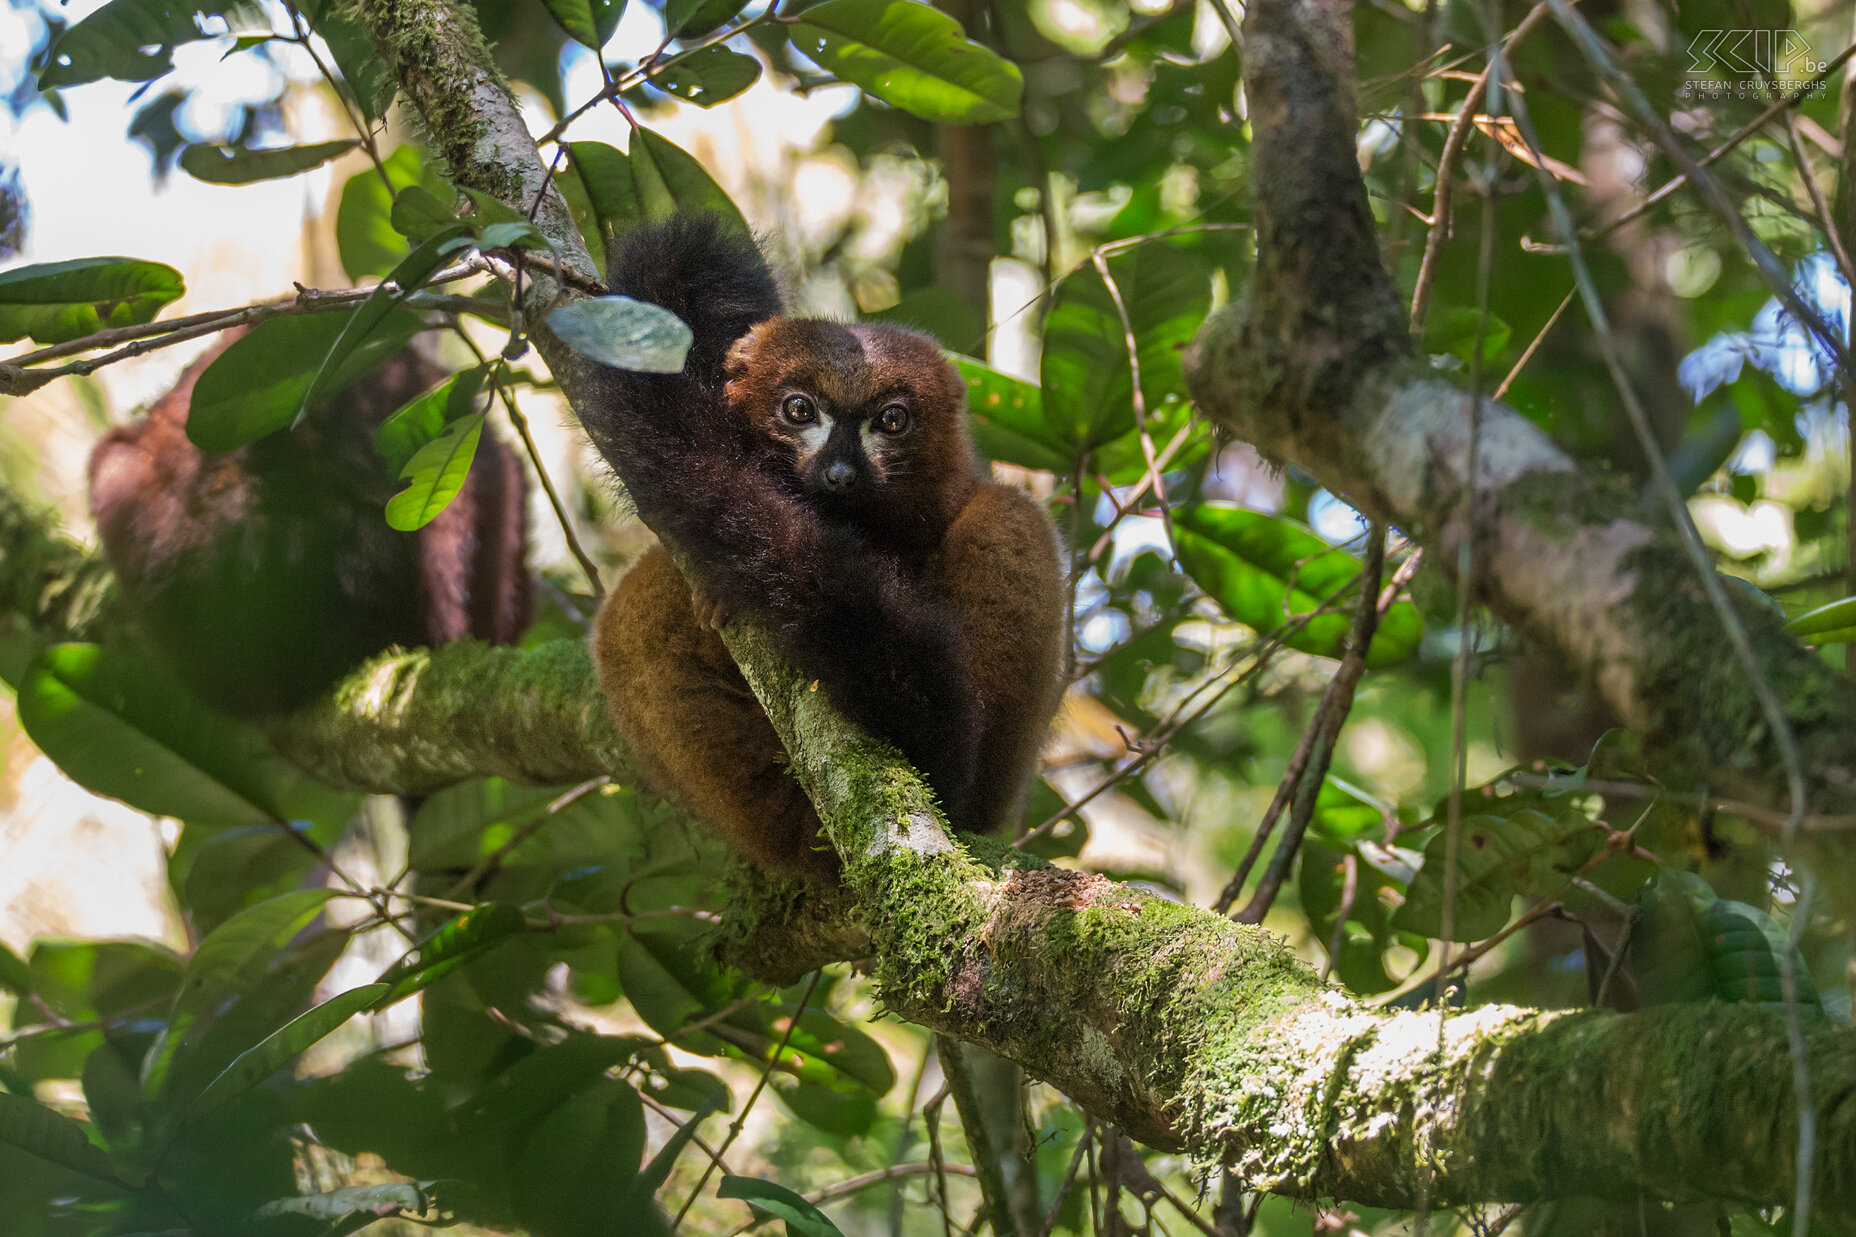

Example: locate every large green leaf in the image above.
[1787,595,1856,645]
[719,1176,845,1237]
[0,1092,123,1184]
[655,45,761,107]
[628,130,747,233]
[186,306,425,451]
[0,257,184,345]
[178,140,359,185]
[626,1089,724,1206]
[38,0,267,88]
[15,643,356,829]
[1391,810,1603,942]
[511,1078,646,1237]
[1172,504,1423,665]
[1039,243,1207,449]
[373,902,527,1007]
[374,365,487,473]
[312,9,398,121]
[1634,870,1821,1009]
[540,0,624,49]
[790,0,1023,124]
[142,889,340,1103]
[955,356,1070,473]
[384,410,483,531]
[664,0,747,37]
[334,147,432,281]
[190,984,389,1118]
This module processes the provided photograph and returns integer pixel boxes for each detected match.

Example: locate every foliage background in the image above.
[0,0,1850,1233]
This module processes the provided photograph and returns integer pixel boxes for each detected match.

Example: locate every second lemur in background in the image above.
[89,337,532,718]
[583,214,1067,879]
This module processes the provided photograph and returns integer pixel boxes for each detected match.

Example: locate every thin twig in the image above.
[1091,252,1176,553]
[1235,526,1389,924]
[674,970,824,1229]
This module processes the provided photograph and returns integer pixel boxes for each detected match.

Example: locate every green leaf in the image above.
[374,366,488,473]
[719,1176,845,1237]
[548,296,693,372]
[190,984,389,1118]
[254,1183,426,1220]
[655,46,761,107]
[335,146,429,281]
[1634,870,1821,1009]
[0,943,29,996]
[143,889,340,1103]
[567,140,641,241]
[297,225,471,426]
[384,410,484,531]
[1040,243,1207,448]
[177,139,359,185]
[38,0,267,88]
[0,257,184,344]
[955,357,1070,472]
[1391,810,1602,942]
[1422,305,1511,367]
[512,1078,646,1236]
[1172,504,1424,666]
[541,0,624,49]
[389,185,460,240]
[790,0,1023,124]
[312,10,397,121]
[0,1092,123,1185]
[15,643,356,829]
[626,1089,724,1204]
[628,130,748,233]
[372,902,527,1007]
[186,306,425,450]
[1788,595,1856,644]
[665,0,748,37]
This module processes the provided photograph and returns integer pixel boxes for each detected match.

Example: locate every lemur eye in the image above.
[875,404,909,434]
[782,394,817,425]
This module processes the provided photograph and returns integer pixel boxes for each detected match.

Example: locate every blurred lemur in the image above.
[89,337,532,718]
[583,214,1067,879]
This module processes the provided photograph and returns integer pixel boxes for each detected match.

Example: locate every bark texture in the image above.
[1182,0,1856,825]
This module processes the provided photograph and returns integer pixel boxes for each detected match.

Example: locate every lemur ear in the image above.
[723,329,763,379]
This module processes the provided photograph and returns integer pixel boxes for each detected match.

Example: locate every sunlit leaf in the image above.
[955,356,1070,472]
[335,146,429,281]
[255,1183,425,1220]
[627,129,747,233]
[1787,595,1856,645]
[177,139,358,184]
[548,296,693,372]
[384,410,483,531]
[38,0,266,89]
[1172,503,1423,666]
[655,46,761,107]
[790,0,1023,123]
[16,643,356,829]
[374,365,488,472]
[0,257,184,344]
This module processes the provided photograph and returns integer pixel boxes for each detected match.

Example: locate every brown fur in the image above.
[88,333,532,717]
[586,230,1067,879]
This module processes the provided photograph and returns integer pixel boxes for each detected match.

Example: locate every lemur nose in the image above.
[822,460,855,490]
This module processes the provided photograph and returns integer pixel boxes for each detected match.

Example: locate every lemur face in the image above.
[724,318,972,518]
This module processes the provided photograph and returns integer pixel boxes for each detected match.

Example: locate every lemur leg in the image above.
[937,483,1068,834]
[594,547,835,879]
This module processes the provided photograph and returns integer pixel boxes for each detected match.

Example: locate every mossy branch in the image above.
[1182,0,1856,826]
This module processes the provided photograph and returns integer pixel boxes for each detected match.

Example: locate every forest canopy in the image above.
[0,0,1854,1234]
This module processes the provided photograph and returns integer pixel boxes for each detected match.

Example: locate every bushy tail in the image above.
[574,214,782,513]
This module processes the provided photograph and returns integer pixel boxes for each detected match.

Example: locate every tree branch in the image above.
[1182,0,1856,833]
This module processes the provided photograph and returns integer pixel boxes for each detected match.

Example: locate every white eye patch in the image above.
[791,412,834,465]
